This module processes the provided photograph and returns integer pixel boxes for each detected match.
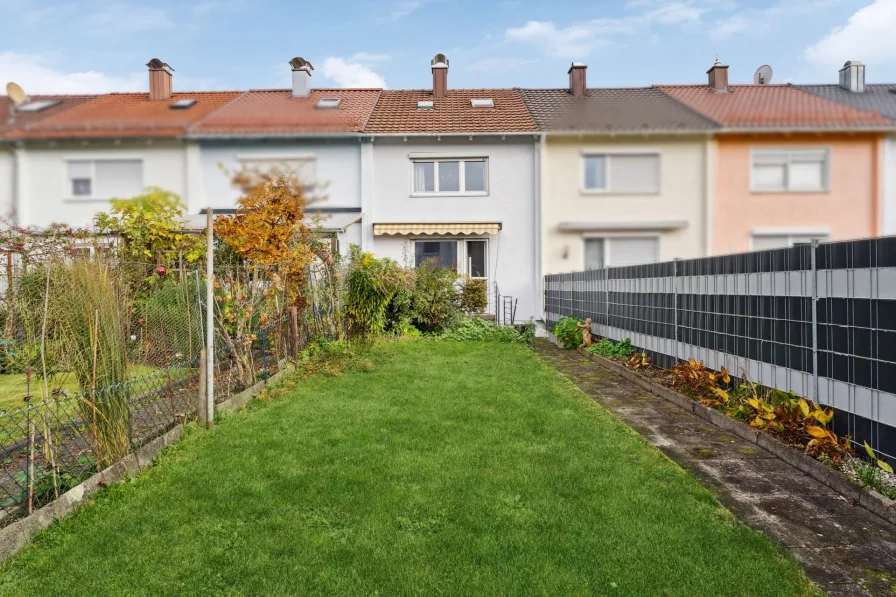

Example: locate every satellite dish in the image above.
[5,82,28,107]
[754,65,773,85]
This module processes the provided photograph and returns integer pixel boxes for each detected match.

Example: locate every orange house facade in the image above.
[659,62,893,255]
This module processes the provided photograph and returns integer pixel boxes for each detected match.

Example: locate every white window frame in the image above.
[581,234,660,269]
[410,237,489,279]
[64,157,145,202]
[750,148,830,193]
[749,229,831,250]
[580,150,661,195]
[410,157,489,197]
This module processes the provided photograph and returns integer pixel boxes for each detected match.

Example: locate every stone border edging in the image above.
[0,359,296,564]
[573,346,896,526]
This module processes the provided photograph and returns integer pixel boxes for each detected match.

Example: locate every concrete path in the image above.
[534,339,896,597]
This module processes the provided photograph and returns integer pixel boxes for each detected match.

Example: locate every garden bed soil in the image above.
[577,347,896,527]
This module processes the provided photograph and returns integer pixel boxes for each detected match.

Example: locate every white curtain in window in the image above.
[584,238,605,269]
[94,160,143,199]
[608,238,658,267]
[414,162,435,192]
[609,155,660,193]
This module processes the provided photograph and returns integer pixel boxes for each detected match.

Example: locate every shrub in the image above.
[553,316,584,349]
[587,337,633,359]
[441,318,528,343]
[459,278,488,314]
[343,247,409,343]
[385,261,462,335]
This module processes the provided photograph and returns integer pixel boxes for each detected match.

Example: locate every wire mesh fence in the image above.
[544,237,896,461]
[0,251,332,527]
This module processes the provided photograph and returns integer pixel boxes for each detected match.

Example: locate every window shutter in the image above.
[94,160,143,199]
[67,161,91,180]
[608,155,659,193]
[584,239,605,269]
[608,238,658,267]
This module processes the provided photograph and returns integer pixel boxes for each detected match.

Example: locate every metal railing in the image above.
[545,237,896,460]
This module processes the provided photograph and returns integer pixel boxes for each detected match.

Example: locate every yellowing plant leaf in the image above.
[813,408,834,425]
[864,440,877,460]
[807,426,832,439]
[688,358,697,369]
[720,366,730,384]
[877,460,894,474]
[799,398,811,418]
[747,398,762,411]
[711,387,729,403]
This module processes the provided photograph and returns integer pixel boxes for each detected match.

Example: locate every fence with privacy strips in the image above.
[0,255,328,527]
[544,236,896,461]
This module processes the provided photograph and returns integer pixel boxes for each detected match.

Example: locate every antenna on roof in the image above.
[753,65,773,85]
[5,82,29,107]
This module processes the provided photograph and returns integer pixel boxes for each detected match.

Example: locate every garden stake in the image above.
[157,312,176,418]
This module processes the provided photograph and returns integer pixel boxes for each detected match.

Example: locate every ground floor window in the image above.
[751,233,830,250]
[584,237,659,269]
[413,239,488,279]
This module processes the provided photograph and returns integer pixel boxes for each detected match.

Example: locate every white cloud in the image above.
[710,0,841,41]
[321,57,387,88]
[378,0,421,23]
[505,2,709,59]
[804,0,896,66]
[0,52,145,94]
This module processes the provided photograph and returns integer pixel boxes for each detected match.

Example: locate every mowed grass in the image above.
[0,341,815,596]
[0,365,162,413]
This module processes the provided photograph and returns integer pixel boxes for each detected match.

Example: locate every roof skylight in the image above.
[470,98,494,108]
[170,98,197,109]
[17,100,62,113]
[417,100,434,110]
[316,98,342,109]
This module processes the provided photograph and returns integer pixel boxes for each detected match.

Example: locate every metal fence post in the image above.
[205,208,215,427]
[604,268,610,336]
[197,349,209,428]
[673,258,680,362]
[811,240,819,404]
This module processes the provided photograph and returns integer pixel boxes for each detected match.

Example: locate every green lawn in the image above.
[0,341,815,596]
[0,365,160,413]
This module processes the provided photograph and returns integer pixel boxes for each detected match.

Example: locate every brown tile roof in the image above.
[191,89,381,135]
[656,84,893,131]
[518,87,717,133]
[10,91,243,139]
[0,95,97,137]
[363,89,537,134]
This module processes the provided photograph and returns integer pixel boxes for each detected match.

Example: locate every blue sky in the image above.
[2,0,896,94]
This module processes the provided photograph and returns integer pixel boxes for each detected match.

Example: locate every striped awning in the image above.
[373,222,502,236]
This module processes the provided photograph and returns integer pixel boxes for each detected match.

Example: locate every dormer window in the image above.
[316,98,341,109]
[417,100,434,110]
[470,98,494,108]
[170,98,197,109]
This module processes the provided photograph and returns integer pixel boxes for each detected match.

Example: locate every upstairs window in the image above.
[751,149,828,192]
[412,158,488,195]
[582,153,660,193]
[67,160,143,200]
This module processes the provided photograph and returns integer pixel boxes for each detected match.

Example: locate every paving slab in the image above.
[534,339,896,597]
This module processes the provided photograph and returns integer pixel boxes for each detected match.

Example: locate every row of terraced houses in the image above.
[2,55,896,322]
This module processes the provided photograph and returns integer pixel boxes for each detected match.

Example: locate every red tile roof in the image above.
[0,95,97,137]
[191,89,381,135]
[9,91,242,139]
[656,84,893,130]
[363,89,537,134]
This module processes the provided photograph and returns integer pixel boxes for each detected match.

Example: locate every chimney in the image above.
[707,57,729,93]
[146,58,173,101]
[431,53,448,99]
[568,62,587,98]
[839,60,865,93]
[289,57,314,97]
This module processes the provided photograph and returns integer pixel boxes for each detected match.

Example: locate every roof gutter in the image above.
[5,143,16,225]
[365,132,540,138]
[186,132,365,140]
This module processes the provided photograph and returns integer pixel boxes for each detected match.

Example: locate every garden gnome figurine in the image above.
[578,318,593,348]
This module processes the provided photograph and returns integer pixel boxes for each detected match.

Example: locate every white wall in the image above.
[0,147,12,222]
[17,140,188,228]
[885,134,896,236]
[542,135,708,275]
[196,139,362,214]
[370,136,539,322]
